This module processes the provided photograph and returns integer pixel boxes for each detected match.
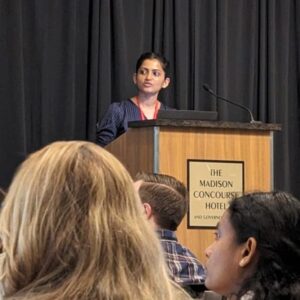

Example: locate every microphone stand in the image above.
[203,84,262,124]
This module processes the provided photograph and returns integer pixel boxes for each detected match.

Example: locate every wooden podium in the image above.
[105,119,281,262]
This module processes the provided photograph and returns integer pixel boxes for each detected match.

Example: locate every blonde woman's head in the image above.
[0,141,188,300]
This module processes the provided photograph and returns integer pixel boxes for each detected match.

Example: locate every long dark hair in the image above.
[228,191,300,299]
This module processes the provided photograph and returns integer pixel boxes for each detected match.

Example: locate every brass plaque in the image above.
[188,160,244,228]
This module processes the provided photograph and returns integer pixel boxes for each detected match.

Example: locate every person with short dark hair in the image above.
[96,52,172,147]
[204,191,300,299]
[135,172,206,298]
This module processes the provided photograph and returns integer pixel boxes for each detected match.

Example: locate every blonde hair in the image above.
[0,141,189,300]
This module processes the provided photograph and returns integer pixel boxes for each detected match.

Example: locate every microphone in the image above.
[203,84,262,124]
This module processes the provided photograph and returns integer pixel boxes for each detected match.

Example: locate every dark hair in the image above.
[135,52,170,77]
[0,188,5,252]
[228,191,300,299]
[135,172,187,230]
[0,188,5,211]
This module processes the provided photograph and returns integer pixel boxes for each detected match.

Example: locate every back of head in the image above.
[228,191,300,299]
[0,141,185,300]
[135,172,188,231]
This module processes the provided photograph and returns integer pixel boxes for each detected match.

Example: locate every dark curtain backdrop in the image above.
[0,0,299,197]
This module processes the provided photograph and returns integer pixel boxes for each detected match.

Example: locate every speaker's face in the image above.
[133,59,170,96]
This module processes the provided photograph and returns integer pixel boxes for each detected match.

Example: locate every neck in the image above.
[136,93,158,107]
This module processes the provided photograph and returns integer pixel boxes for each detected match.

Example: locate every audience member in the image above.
[0,141,190,300]
[96,52,172,146]
[135,172,206,298]
[205,191,300,299]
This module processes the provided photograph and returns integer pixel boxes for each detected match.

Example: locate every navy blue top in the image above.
[96,98,169,147]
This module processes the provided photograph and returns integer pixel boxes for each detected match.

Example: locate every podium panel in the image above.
[106,120,281,262]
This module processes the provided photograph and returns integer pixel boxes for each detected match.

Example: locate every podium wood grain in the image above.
[106,121,279,262]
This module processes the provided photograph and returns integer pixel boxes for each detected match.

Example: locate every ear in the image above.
[162,77,170,89]
[239,237,257,267]
[143,203,153,220]
[133,73,137,84]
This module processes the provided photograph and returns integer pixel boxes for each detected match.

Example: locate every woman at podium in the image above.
[96,52,171,147]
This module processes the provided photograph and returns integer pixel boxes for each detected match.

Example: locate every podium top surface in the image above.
[128,119,281,131]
